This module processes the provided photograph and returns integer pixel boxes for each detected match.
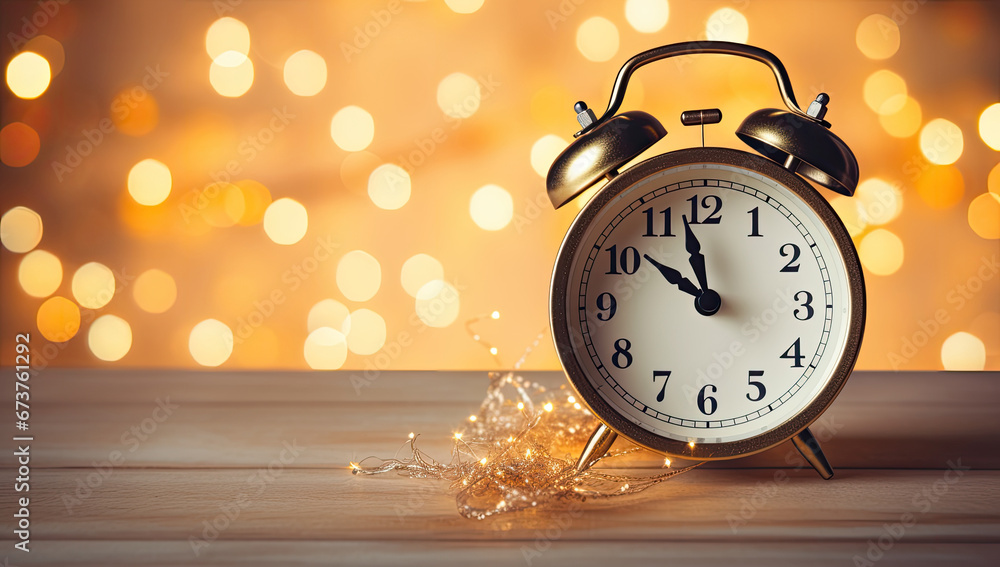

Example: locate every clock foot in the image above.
[575,423,619,472]
[792,427,834,480]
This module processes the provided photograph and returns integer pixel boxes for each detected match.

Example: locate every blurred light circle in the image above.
[263,198,308,245]
[1,206,43,253]
[283,50,327,96]
[830,196,866,237]
[916,165,964,210]
[189,319,234,367]
[576,17,620,62]
[437,72,481,119]
[210,54,254,97]
[941,332,986,371]
[199,182,245,228]
[968,192,1000,239]
[0,122,40,167]
[856,178,902,226]
[989,163,1000,195]
[23,35,64,76]
[979,103,1000,151]
[18,250,62,297]
[706,8,749,43]
[401,253,444,297]
[72,262,117,309]
[36,296,80,342]
[308,299,352,334]
[127,159,172,206]
[879,96,922,138]
[6,51,50,99]
[415,280,461,328]
[206,17,250,60]
[303,327,348,370]
[919,118,964,165]
[235,179,272,225]
[111,86,159,137]
[858,229,904,276]
[336,250,381,302]
[444,0,484,14]
[863,70,907,115]
[133,269,177,314]
[469,184,513,230]
[347,309,386,355]
[856,14,900,60]
[530,135,568,178]
[331,106,375,151]
[88,315,132,362]
[625,0,669,33]
[368,163,411,210]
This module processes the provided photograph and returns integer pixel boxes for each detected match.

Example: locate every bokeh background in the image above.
[1,0,997,372]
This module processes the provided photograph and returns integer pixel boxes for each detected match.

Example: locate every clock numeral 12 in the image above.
[687,195,723,224]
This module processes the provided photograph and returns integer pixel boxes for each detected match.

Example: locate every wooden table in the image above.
[1,369,998,566]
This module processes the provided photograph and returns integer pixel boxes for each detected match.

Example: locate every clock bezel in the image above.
[550,147,866,461]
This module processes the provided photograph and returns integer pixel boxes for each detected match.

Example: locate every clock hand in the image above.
[642,254,701,297]
[682,215,710,293]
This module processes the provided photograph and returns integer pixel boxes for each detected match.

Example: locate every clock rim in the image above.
[549,146,866,461]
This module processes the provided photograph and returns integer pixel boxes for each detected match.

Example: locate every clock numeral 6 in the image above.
[781,338,805,368]
[595,292,617,321]
[605,245,641,275]
[652,370,671,402]
[612,338,633,369]
[779,243,801,272]
[697,384,718,415]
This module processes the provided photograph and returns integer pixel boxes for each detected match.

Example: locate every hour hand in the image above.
[643,254,700,297]
[683,215,709,292]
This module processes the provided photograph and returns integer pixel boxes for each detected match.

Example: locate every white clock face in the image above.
[559,155,854,446]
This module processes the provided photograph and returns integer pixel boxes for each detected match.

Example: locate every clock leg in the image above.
[792,427,834,480]
[575,423,618,472]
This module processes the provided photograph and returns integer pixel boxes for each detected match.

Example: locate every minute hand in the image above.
[683,215,709,292]
[642,254,701,297]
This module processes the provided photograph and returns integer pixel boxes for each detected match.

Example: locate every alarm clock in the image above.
[547,41,865,479]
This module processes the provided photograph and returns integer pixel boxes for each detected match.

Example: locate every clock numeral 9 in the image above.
[595,292,617,321]
[605,245,641,275]
[612,338,633,369]
[697,384,718,415]
[793,291,814,321]
[687,195,723,224]
[746,370,766,402]
[779,243,801,272]
[781,338,805,368]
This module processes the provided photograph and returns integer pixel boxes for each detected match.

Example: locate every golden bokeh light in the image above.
[263,198,308,245]
[863,70,907,115]
[916,165,964,210]
[989,163,1000,196]
[346,308,387,355]
[304,327,348,370]
[940,332,986,371]
[0,122,41,167]
[283,50,327,96]
[88,314,132,362]
[210,54,254,97]
[530,135,568,178]
[437,72,481,119]
[111,86,159,136]
[401,253,444,297]
[127,159,172,206]
[576,17,619,63]
[235,179,272,225]
[72,262,117,309]
[859,229,904,276]
[878,96,922,138]
[133,269,177,314]
[919,118,964,165]
[706,8,749,43]
[1,206,43,253]
[340,151,382,197]
[979,103,1000,151]
[189,319,234,367]
[308,299,352,334]
[331,105,375,152]
[23,35,64,76]
[470,184,514,231]
[855,14,900,60]
[336,250,381,302]
[195,182,245,228]
[206,17,250,61]
[967,192,1000,240]
[6,51,50,99]
[36,296,80,343]
[444,0,484,14]
[368,164,411,210]
[415,280,461,328]
[625,0,669,33]
[830,196,866,237]
[856,178,903,226]
[18,250,62,298]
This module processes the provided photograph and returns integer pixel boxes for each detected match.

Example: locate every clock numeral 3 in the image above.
[595,292,617,321]
[642,207,675,237]
[748,207,763,237]
[793,291,814,320]
[605,245,641,275]
[781,338,805,368]
[687,194,723,224]
[698,384,718,415]
[652,370,671,402]
[612,338,633,369]
[779,243,801,272]
[746,370,766,402]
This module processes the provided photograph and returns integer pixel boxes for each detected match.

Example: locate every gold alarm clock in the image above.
[547,42,865,478]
